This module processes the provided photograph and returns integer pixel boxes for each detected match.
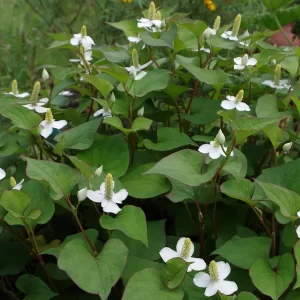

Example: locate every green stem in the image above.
[273,14,293,47]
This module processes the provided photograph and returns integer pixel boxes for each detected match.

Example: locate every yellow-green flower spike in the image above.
[10,176,16,188]
[81,25,87,37]
[132,49,139,68]
[274,64,281,86]
[236,89,244,102]
[213,16,221,31]
[104,173,114,200]
[209,261,219,281]
[45,109,54,123]
[11,80,18,95]
[30,81,41,102]
[155,10,161,21]
[148,2,156,21]
[232,14,241,37]
[180,238,192,259]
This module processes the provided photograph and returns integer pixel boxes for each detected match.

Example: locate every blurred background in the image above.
[0,0,299,89]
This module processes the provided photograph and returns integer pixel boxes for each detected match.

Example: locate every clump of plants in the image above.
[0,0,299,299]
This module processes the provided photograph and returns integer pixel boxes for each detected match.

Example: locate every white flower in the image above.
[4,91,30,98]
[22,98,49,114]
[203,27,217,39]
[125,61,152,81]
[59,91,74,96]
[77,187,87,202]
[193,261,238,297]
[234,54,257,70]
[3,80,29,98]
[0,168,6,180]
[40,109,67,138]
[262,79,291,90]
[198,132,234,160]
[70,26,95,50]
[159,237,206,272]
[12,179,24,190]
[221,31,239,41]
[283,142,292,153]
[94,108,112,118]
[86,173,128,214]
[192,47,211,54]
[70,49,92,66]
[137,18,163,32]
[297,212,300,238]
[221,91,250,112]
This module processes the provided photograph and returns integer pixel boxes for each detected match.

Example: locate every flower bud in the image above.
[137,106,144,117]
[110,92,116,102]
[81,25,87,37]
[216,129,225,145]
[232,14,241,37]
[270,59,276,66]
[95,166,103,177]
[274,64,281,86]
[42,68,49,81]
[30,81,41,102]
[148,2,156,21]
[132,49,139,68]
[77,187,87,202]
[283,142,292,153]
[11,80,18,95]
[10,176,16,188]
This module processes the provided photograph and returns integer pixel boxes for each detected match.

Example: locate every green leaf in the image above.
[176,55,228,84]
[263,124,284,149]
[249,253,294,300]
[255,180,300,218]
[281,55,299,77]
[58,238,128,299]
[143,127,196,151]
[100,205,148,246]
[26,209,42,220]
[103,116,129,134]
[133,69,170,97]
[122,268,184,300]
[107,19,138,36]
[25,158,80,200]
[67,156,94,180]
[131,117,152,132]
[294,241,300,289]
[121,163,171,199]
[236,292,258,300]
[256,94,289,119]
[145,149,218,186]
[161,257,189,290]
[220,178,256,205]
[78,135,129,178]
[83,75,113,98]
[212,236,272,269]
[179,20,207,37]
[54,119,101,150]
[16,274,57,300]
[0,190,30,218]
[42,229,98,258]
[222,149,248,178]
[261,0,293,11]
[99,65,129,84]
[0,103,41,132]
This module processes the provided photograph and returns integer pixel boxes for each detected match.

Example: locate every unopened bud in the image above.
[10,176,16,188]
[148,2,156,21]
[11,80,18,95]
[213,16,221,31]
[232,14,241,37]
[283,142,292,153]
[110,92,116,102]
[155,10,161,20]
[137,106,144,117]
[216,129,225,145]
[236,90,244,102]
[95,166,103,177]
[274,64,281,86]
[30,81,41,102]
[45,109,54,123]
[77,187,87,202]
[270,59,276,66]
[81,25,87,37]
[132,49,139,68]
[42,68,49,81]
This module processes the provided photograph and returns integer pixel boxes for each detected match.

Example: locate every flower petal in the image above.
[23,104,35,110]
[297,211,300,218]
[0,168,6,180]
[103,201,121,214]
[16,92,30,98]
[221,100,236,110]
[70,36,81,46]
[205,282,219,297]
[236,102,250,112]
[198,144,213,154]
[200,47,210,53]
[159,247,179,262]
[52,120,67,129]
[226,96,236,102]
[99,182,106,194]
[128,36,141,43]
[209,147,222,159]
[297,225,300,238]
[40,124,53,138]
[152,20,162,27]
[233,57,242,65]
[113,189,128,204]
[139,60,153,70]
[78,187,87,202]
[176,237,194,257]
[234,64,245,70]
[94,109,104,117]
[247,58,257,66]
[35,106,48,114]
[193,272,211,288]
[134,71,147,81]
[39,98,49,104]
[187,257,206,272]
[262,80,275,88]
[217,280,238,295]
[216,261,231,280]
[86,190,104,203]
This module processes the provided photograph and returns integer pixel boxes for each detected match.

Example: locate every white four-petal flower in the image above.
[23,98,49,114]
[221,95,250,112]
[262,79,291,90]
[70,29,95,50]
[86,173,128,214]
[159,237,206,272]
[193,261,238,297]
[39,109,67,138]
[234,54,257,70]
[137,18,163,32]
[125,60,152,81]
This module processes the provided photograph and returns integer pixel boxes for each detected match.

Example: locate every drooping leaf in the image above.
[131,117,152,132]
[83,75,114,98]
[236,292,258,300]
